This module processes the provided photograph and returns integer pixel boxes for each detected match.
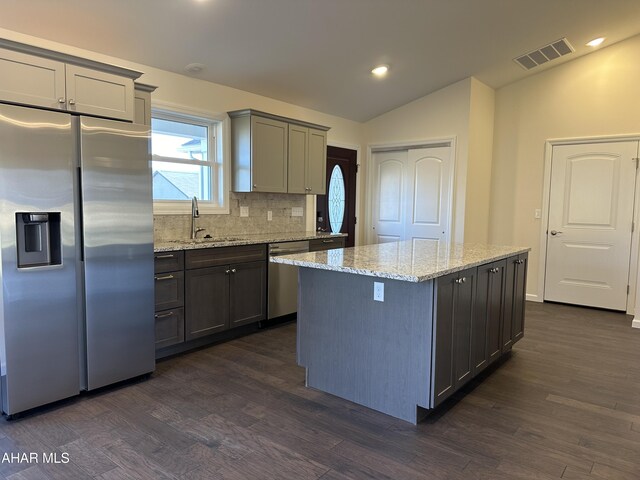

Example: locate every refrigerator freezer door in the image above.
[80,117,154,390]
[0,103,80,415]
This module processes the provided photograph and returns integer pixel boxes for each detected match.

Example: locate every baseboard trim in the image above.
[632,318,640,329]
[526,293,542,303]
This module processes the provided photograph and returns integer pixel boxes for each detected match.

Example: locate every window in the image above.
[151,106,227,214]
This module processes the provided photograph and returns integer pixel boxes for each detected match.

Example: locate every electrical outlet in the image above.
[291,207,304,217]
[240,206,249,217]
[534,209,542,219]
[267,210,272,221]
[374,282,384,302]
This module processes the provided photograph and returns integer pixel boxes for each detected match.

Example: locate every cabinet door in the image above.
[185,266,229,340]
[487,260,506,364]
[251,115,288,192]
[453,268,475,389]
[512,253,528,343]
[432,272,456,407]
[306,128,327,194]
[0,48,65,110]
[502,257,516,352]
[155,308,185,349]
[65,65,134,121]
[134,89,151,125]
[288,124,308,194]
[472,264,491,374]
[229,260,267,328]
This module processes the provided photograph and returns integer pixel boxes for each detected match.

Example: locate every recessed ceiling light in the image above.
[586,37,605,47]
[185,63,205,74]
[371,65,389,77]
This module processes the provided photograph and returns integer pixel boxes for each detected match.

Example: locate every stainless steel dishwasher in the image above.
[268,241,310,319]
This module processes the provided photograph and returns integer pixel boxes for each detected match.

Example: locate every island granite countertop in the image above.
[270,241,530,282]
[154,231,347,253]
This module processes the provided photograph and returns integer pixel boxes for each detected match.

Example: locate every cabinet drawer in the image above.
[154,251,184,274]
[185,244,267,269]
[155,308,184,350]
[309,237,345,251]
[154,270,184,310]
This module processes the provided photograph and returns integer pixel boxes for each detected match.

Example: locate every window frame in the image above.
[151,102,230,215]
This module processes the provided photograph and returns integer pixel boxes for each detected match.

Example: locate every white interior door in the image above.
[544,141,638,311]
[371,150,407,244]
[371,146,452,245]
[405,147,452,246]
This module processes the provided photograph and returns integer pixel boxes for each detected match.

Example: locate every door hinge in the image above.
[627,285,630,295]
[634,158,639,170]
[356,163,360,173]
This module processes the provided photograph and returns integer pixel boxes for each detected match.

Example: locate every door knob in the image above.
[550,230,563,236]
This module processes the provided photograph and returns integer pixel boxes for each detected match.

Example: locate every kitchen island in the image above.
[271,241,530,423]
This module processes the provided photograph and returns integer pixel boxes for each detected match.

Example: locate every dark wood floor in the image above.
[1,302,640,479]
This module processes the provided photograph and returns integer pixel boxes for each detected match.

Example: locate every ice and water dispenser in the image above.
[16,213,62,268]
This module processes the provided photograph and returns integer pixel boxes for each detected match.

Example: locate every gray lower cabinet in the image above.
[432,267,475,407]
[432,253,527,408]
[229,261,267,328]
[503,253,528,350]
[309,236,346,251]
[473,259,506,374]
[185,265,230,340]
[154,251,185,350]
[185,246,267,340]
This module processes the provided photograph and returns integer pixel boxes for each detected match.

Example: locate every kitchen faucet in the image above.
[191,196,205,239]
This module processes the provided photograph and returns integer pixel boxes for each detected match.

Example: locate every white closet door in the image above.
[405,146,452,247]
[371,150,407,244]
[371,145,452,245]
[544,141,638,311]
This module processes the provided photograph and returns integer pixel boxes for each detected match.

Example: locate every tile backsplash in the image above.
[153,192,307,242]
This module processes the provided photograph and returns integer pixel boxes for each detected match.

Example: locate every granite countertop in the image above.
[270,241,530,282]
[154,231,347,252]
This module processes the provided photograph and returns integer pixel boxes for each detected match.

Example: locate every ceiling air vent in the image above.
[514,38,574,70]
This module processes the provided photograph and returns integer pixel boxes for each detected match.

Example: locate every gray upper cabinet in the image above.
[287,124,308,194]
[230,109,329,194]
[65,65,134,121]
[0,40,142,122]
[134,83,157,126]
[0,49,66,111]
[288,125,328,195]
[307,128,327,194]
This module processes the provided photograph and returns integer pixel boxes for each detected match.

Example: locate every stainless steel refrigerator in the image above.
[0,103,154,416]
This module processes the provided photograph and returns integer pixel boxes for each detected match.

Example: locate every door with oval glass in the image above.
[315,146,357,247]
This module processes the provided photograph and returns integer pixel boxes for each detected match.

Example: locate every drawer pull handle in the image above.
[322,239,334,243]
[155,311,174,319]
[155,274,174,281]
[155,254,175,259]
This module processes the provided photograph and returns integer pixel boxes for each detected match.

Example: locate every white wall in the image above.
[466,79,495,244]
[490,33,640,299]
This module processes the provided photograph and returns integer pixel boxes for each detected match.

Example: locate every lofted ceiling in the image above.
[2,0,640,122]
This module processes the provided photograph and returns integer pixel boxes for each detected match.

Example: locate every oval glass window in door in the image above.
[328,165,346,234]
